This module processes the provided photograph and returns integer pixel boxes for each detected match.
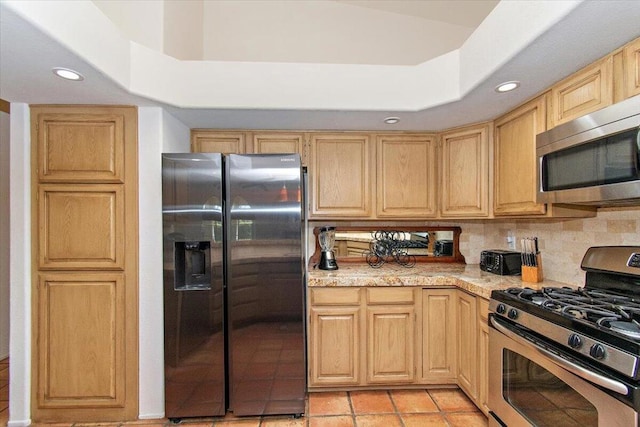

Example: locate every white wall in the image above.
[0,110,10,360]
[138,107,189,419]
[92,0,164,52]
[163,0,203,60]
[8,103,31,427]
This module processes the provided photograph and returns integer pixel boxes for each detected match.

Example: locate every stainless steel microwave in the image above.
[536,95,640,206]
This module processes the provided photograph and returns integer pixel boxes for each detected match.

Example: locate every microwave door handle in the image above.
[490,316,629,395]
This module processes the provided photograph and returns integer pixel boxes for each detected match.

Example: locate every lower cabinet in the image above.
[456,291,478,398]
[308,288,361,387]
[456,291,490,416]
[307,286,489,414]
[420,289,457,383]
[366,288,415,384]
[478,298,490,415]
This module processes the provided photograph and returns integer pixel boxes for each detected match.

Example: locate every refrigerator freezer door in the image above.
[162,153,226,418]
[226,154,306,416]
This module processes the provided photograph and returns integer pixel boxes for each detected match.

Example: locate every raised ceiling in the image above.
[1,0,639,131]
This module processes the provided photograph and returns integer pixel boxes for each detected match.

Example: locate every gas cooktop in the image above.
[490,246,640,381]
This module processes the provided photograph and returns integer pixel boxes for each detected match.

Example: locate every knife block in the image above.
[522,254,543,284]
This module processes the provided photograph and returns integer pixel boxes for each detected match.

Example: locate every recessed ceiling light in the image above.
[495,81,520,93]
[52,67,84,81]
[384,116,400,124]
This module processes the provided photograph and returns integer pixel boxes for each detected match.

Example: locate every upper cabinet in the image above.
[376,134,437,218]
[439,123,491,218]
[494,95,548,216]
[550,56,613,127]
[252,132,307,165]
[310,133,373,218]
[623,37,640,99]
[191,130,246,154]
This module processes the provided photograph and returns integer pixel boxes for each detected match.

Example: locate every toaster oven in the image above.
[480,250,522,275]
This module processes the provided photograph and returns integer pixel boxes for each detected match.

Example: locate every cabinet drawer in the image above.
[367,287,414,305]
[310,287,361,305]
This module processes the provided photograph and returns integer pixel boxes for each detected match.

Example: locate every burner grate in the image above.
[507,286,640,340]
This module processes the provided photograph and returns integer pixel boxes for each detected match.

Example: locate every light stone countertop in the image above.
[307,262,573,300]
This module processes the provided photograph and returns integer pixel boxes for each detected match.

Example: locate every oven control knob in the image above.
[589,344,606,360]
[568,334,582,349]
[496,304,506,314]
[508,308,518,320]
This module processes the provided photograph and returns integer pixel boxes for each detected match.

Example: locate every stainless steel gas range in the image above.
[488,246,640,427]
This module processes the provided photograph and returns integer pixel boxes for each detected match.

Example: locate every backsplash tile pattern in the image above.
[458,207,640,286]
[309,206,640,287]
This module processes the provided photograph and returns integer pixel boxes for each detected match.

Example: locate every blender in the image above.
[318,226,338,270]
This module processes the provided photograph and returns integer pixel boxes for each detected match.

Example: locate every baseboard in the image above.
[138,412,165,420]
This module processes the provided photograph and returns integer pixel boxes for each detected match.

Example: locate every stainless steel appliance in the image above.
[488,246,640,426]
[162,153,306,420]
[480,250,522,275]
[536,95,640,206]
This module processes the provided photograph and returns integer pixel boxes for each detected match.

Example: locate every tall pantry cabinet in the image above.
[30,106,139,422]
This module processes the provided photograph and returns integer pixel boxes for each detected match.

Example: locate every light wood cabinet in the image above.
[310,133,373,218]
[494,95,547,216]
[252,132,308,165]
[477,298,490,415]
[191,130,246,153]
[439,123,490,218]
[30,106,138,422]
[38,184,124,270]
[550,56,613,127]
[308,286,420,389]
[456,290,478,400]
[420,289,457,383]
[366,288,415,384]
[37,112,125,183]
[454,291,490,416]
[623,37,640,99]
[308,288,361,387]
[375,134,437,218]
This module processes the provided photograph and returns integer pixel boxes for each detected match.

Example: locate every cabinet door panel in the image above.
[551,57,613,126]
[253,133,304,153]
[624,37,640,98]
[376,135,436,218]
[309,307,360,386]
[440,125,489,217]
[38,185,124,270]
[367,307,414,383]
[421,290,456,381]
[494,96,547,216]
[311,134,371,217]
[456,291,477,398]
[37,113,124,183]
[36,273,125,409]
[191,131,246,154]
[478,319,490,415]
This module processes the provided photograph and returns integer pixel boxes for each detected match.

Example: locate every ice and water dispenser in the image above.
[174,241,212,290]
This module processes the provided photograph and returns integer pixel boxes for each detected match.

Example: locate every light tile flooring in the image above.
[0,357,487,426]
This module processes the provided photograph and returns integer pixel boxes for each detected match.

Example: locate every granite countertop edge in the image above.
[307,263,572,300]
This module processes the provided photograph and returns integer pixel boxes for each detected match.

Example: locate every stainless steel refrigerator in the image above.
[162,153,306,420]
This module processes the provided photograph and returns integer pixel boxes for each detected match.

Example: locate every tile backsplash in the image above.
[457,207,640,286]
[309,206,640,287]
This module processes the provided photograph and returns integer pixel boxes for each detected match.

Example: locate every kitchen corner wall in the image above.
[456,207,640,286]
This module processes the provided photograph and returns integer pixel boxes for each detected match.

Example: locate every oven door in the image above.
[489,315,639,427]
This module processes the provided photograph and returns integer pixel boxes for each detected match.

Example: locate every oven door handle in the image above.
[490,316,629,395]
